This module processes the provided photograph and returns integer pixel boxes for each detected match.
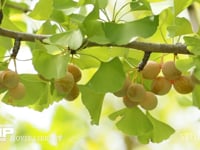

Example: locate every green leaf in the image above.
[79,85,105,125]
[96,0,108,8]
[29,85,56,111]
[29,0,53,20]
[0,61,9,70]
[32,43,69,80]
[79,47,129,62]
[45,30,83,50]
[0,37,12,60]
[87,57,126,93]
[53,0,77,9]
[73,54,100,69]
[130,0,151,11]
[2,74,49,107]
[1,14,23,31]
[184,36,200,55]
[103,15,159,44]
[109,108,153,136]
[138,112,175,143]
[192,85,200,108]
[167,17,193,37]
[174,0,193,15]
[175,57,194,72]
[37,20,58,34]
[83,6,110,44]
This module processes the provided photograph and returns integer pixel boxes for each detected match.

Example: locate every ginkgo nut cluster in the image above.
[54,64,81,101]
[0,70,26,100]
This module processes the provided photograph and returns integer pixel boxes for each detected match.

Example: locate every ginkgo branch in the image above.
[0,27,192,55]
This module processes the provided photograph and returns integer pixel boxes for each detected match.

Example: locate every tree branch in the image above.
[0,27,50,41]
[0,27,192,55]
[87,41,192,55]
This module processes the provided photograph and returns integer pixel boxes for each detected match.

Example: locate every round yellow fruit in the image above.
[151,76,172,95]
[114,76,131,97]
[67,64,82,82]
[139,91,158,110]
[0,70,19,88]
[123,96,139,108]
[8,82,26,99]
[142,61,161,79]
[54,72,74,95]
[127,83,146,102]
[162,61,182,80]
[173,76,195,94]
[65,83,80,101]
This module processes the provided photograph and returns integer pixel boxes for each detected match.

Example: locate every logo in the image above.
[0,127,14,141]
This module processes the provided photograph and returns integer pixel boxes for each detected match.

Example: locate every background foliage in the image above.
[0,0,200,149]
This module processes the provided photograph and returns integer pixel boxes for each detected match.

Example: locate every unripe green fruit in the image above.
[151,76,172,95]
[127,83,146,102]
[114,76,131,97]
[0,70,19,88]
[139,91,158,110]
[173,76,194,94]
[162,61,182,80]
[65,83,80,101]
[67,64,82,82]
[54,72,74,95]
[8,82,26,99]
[142,61,161,79]
[123,96,139,108]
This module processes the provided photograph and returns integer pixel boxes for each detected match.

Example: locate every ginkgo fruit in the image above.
[151,76,172,95]
[173,76,195,94]
[8,82,26,99]
[139,91,158,110]
[141,61,161,79]
[162,61,182,80]
[0,70,19,88]
[65,83,80,101]
[123,96,139,108]
[114,76,131,97]
[67,64,82,82]
[126,83,146,102]
[54,72,74,95]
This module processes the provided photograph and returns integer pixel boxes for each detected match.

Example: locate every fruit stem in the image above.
[137,51,151,71]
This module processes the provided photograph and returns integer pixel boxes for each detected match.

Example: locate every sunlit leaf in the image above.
[184,36,200,55]
[45,30,83,50]
[29,0,53,20]
[175,57,194,72]
[167,17,193,37]
[174,0,193,15]
[1,15,22,31]
[79,47,129,62]
[97,0,108,8]
[130,0,151,11]
[138,112,175,143]
[109,108,153,135]
[103,15,159,44]
[79,85,105,125]
[87,57,126,93]
[37,20,58,34]
[53,0,77,9]
[32,42,69,80]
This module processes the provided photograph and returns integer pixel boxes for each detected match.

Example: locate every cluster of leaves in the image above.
[0,0,200,144]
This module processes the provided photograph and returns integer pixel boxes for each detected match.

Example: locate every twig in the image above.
[0,27,50,41]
